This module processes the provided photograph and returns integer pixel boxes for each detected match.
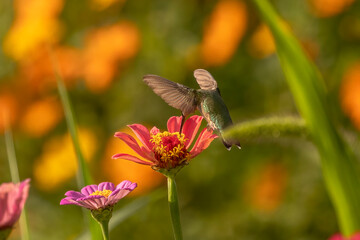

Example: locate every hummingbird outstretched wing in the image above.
[143,74,197,116]
[194,69,218,91]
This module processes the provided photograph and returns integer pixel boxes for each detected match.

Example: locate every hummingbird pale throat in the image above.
[143,69,241,150]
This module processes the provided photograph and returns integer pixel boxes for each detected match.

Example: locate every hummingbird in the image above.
[143,69,241,150]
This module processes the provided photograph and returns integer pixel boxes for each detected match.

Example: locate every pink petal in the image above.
[167,116,182,133]
[114,132,153,161]
[190,128,218,158]
[352,233,360,240]
[182,115,203,148]
[78,195,107,210]
[112,153,153,165]
[0,179,30,228]
[98,182,115,191]
[150,127,160,135]
[127,124,153,151]
[116,180,137,190]
[107,189,132,206]
[81,185,98,196]
[64,190,84,199]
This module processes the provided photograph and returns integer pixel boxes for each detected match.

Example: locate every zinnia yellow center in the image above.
[90,190,112,198]
[150,131,190,169]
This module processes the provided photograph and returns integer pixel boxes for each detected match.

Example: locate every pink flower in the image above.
[112,115,218,172]
[329,233,360,240]
[60,180,137,210]
[0,179,30,229]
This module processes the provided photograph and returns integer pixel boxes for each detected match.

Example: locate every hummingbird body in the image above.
[143,69,240,150]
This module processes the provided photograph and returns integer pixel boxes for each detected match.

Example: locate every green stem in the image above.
[91,209,112,240]
[99,220,110,240]
[224,116,308,141]
[167,176,183,240]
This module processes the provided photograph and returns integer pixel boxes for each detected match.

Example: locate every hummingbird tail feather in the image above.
[221,137,241,151]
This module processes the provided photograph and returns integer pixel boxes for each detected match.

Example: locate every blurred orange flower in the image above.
[340,62,360,130]
[3,0,64,61]
[34,129,97,191]
[0,93,18,133]
[308,0,355,18]
[248,24,276,59]
[20,97,63,137]
[244,162,287,212]
[19,46,82,94]
[83,21,140,92]
[102,127,164,196]
[201,0,247,66]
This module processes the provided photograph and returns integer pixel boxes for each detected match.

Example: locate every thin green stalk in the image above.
[3,120,30,240]
[224,116,308,141]
[56,78,93,186]
[167,175,183,240]
[48,47,101,239]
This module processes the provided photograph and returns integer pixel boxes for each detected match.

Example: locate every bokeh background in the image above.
[1,0,360,239]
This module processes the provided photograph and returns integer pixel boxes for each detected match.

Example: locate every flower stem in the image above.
[91,209,112,240]
[99,220,110,240]
[167,175,183,240]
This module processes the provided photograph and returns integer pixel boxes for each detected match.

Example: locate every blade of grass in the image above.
[49,48,101,240]
[252,0,360,235]
[3,116,29,240]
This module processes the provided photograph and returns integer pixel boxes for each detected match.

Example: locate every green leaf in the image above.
[252,0,360,236]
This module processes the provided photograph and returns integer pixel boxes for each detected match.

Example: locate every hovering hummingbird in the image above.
[143,69,241,150]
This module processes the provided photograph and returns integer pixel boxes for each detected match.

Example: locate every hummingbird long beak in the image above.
[179,114,186,134]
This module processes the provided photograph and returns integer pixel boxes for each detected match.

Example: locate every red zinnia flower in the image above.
[112,115,217,173]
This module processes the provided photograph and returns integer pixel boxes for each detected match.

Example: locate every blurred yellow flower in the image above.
[102,127,164,196]
[3,0,64,61]
[201,0,247,66]
[90,0,126,11]
[0,93,18,133]
[83,21,140,92]
[244,162,287,212]
[20,97,63,137]
[341,62,360,130]
[34,129,97,191]
[248,24,276,59]
[308,0,355,18]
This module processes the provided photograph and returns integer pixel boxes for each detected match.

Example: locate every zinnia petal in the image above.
[116,180,138,191]
[182,115,203,148]
[81,185,98,196]
[107,189,132,205]
[114,132,153,161]
[150,127,160,135]
[190,128,218,157]
[98,182,115,191]
[64,190,84,199]
[112,153,153,165]
[127,124,153,151]
[167,116,182,133]
[0,179,30,229]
